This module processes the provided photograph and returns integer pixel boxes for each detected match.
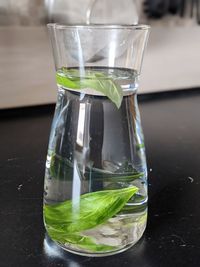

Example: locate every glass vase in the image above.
[44,23,150,256]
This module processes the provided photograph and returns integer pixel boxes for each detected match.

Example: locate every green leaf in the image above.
[56,68,123,108]
[46,230,115,252]
[56,73,78,89]
[49,153,73,181]
[44,186,138,251]
[136,143,145,150]
[49,152,144,182]
[44,186,138,233]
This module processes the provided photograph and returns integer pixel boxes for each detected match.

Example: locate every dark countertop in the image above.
[1,89,200,267]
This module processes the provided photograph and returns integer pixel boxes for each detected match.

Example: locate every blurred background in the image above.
[0,0,200,108]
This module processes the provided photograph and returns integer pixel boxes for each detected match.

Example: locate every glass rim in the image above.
[47,23,150,31]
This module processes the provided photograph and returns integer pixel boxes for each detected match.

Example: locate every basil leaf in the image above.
[44,186,138,244]
[49,153,73,181]
[56,68,123,108]
[49,152,144,182]
[46,230,115,252]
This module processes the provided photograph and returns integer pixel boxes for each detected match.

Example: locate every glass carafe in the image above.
[44,24,150,257]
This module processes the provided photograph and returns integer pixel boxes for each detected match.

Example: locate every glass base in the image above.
[55,232,145,257]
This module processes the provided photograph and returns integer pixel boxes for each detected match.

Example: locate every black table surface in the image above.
[1,89,200,267]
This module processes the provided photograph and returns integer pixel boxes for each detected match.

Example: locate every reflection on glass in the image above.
[43,235,63,258]
[43,235,82,267]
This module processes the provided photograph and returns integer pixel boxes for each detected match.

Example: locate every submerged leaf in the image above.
[44,186,138,233]
[46,230,115,252]
[44,186,138,251]
[49,152,144,182]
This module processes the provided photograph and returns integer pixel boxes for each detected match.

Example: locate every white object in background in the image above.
[87,0,139,25]
[45,0,141,25]
[45,0,91,24]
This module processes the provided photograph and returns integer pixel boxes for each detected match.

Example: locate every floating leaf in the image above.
[56,68,123,108]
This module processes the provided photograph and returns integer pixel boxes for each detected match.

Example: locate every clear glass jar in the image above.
[44,24,150,256]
